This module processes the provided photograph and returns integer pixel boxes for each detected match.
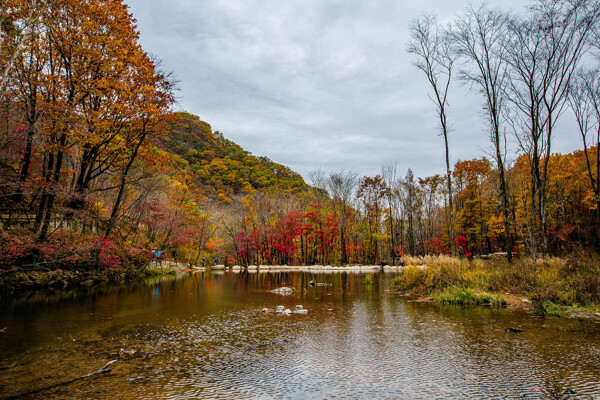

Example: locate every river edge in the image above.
[399,292,600,320]
[232,264,600,319]
[2,264,599,321]
[0,263,388,293]
[0,268,140,294]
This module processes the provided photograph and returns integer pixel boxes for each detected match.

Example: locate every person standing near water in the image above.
[202,256,205,268]
[215,256,219,265]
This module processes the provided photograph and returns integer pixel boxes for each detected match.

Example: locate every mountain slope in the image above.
[156,112,308,198]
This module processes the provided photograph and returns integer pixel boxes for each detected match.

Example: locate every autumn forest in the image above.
[1,0,600,278]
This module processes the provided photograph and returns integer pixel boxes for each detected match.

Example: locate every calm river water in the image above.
[1,270,599,399]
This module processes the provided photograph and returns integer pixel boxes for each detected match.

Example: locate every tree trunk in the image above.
[104,129,146,237]
[529,162,538,264]
[443,130,456,256]
[38,135,65,241]
[494,132,513,262]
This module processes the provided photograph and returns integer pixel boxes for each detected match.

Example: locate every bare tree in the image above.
[381,163,398,260]
[308,169,330,264]
[308,169,329,205]
[327,170,358,264]
[419,174,444,254]
[568,68,600,246]
[451,5,514,261]
[504,0,600,260]
[401,168,418,255]
[391,176,406,255]
[408,14,457,256]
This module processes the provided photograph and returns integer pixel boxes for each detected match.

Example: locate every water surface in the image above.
[1,271,599,399]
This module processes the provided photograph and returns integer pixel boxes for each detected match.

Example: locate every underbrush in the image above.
[391,254,600,314]
[0,228,150,274]
[533,299,564,317]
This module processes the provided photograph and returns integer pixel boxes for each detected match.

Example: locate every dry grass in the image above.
[391,255,600,311]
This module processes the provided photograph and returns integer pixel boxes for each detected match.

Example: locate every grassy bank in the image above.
[391,255,600,317]
[143,267,178,276]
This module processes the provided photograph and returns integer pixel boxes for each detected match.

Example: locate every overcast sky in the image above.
[124,0,581,182]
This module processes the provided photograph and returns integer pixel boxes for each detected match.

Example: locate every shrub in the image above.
[0,228,150,273]
[437,286,506,306]
[438,286,478,304]
[533,299,564,317]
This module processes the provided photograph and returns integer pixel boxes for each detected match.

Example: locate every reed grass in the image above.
[391,255,600,314]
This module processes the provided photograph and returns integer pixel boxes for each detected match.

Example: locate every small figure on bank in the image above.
[202,256,206,268]
[215,256,219,265]
[156,250,162,265]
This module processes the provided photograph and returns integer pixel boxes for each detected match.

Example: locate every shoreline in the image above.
[0,268,137,294]
[400,291,600,320]
[390,257,600,320]
[3,260,600,321]
[0,263,396,293]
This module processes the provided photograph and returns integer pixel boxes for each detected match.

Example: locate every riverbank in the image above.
[0,262,401,293]
[0,257,210,293]
[391,255,600,318]
[0,268,139,293]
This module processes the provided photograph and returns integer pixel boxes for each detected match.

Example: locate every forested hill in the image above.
[157,112,308,198]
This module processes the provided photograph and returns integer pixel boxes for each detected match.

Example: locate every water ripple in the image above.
[1,272,599,399]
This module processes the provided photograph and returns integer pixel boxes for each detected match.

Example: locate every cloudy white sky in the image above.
[125,0,581,181]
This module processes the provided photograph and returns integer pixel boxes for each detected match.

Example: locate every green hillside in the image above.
[157,112,308,198]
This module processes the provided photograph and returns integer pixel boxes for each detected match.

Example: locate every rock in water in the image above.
[119,348,137,358]
[270,287,296,295]
[505,327,523,333]
[308,281,331,287]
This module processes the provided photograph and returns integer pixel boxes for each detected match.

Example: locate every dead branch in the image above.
[4,359,117,399]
